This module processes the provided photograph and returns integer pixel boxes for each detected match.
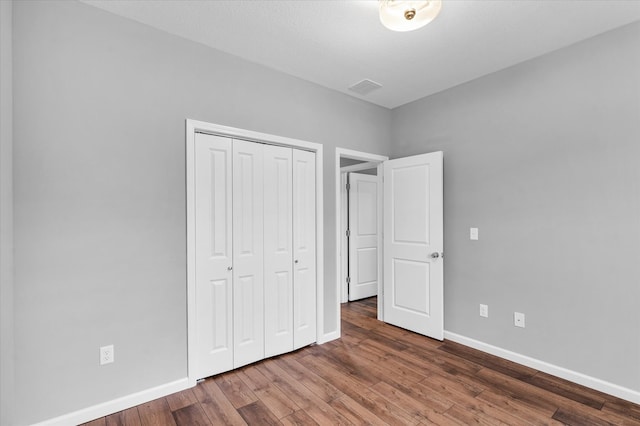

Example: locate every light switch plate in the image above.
[470,227,479,240]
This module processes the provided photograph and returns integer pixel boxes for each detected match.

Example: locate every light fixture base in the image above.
[379,0,442,32]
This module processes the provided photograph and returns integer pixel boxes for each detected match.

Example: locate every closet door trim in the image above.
[186,119,325,386]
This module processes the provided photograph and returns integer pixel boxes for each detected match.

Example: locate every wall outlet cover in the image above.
[470,227,479,240]
[100,344,114,365]
[479,304,488,318]
[514,312,525,328]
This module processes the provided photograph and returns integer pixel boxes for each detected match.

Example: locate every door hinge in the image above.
[346,229,351,237]
[346,276,351,284]
[346,183,351,191]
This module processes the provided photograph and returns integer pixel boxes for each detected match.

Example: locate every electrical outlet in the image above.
[470,227,479,240]
[514,312,525,328]
[479,304,488,318]
[100,345,114,365]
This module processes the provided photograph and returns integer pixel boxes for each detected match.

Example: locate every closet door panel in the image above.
[293,149,317,349]
[232,140,265,368]
[264,145,294,357]
[194,133,233,378]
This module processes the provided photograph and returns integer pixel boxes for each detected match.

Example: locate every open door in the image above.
[348,173,378,301]
[383,152,443,340]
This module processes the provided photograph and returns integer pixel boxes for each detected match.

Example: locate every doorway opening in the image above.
[335,148,388,322]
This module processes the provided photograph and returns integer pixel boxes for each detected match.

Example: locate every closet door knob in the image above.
[294,259,299,264]
[227,266,233,271]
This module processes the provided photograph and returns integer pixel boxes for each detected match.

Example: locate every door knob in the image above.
[227,266,233,271]
[430,252,440,259]
[294,259,299,264]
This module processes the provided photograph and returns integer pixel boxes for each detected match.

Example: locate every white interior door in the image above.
[263,145,294,357]
[348,173,378,301]
[194,133,233,378]
[293,149,317,349]
[383,151,443,340]
[232,140,265,368]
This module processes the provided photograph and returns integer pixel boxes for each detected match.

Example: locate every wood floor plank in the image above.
[603,398,640,422]
[165,388,198,412]
[379,375,455,414]
[272,356,343,402]
[280,410,320,426]
[367,323,442,352]
[524,371,606,409]
[439,340,538,380]
[250,382,298,418]
[171,404,211,426]
[341,309,384,331]
[403,341,484,376]
[214,370,258,409]
[471,367,565,413]
[331,339,427,385]
[552,406,617,426]
[238,365,273,393]
[355,339,431,384]
[298,354,418,425]
[422,370,484,399]
[105,407,142,426]
[255,357,353,425]
[476,389,562,425]
[443,402,513,426]
[371,380,456,425]
[193,379,247,425]
[328,394,388,425]
[137,398,177,426]
[301,343,382,388]
[339,321,375,345]
[236,400,282,426]
[238,365,300,419]
[343,304,377,320]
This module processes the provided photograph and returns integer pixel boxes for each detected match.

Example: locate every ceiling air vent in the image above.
[348,79,382,96]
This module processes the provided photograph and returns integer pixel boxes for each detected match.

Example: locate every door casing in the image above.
[335,148,388,320]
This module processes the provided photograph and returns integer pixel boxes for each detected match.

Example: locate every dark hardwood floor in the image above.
[83,297,640,425]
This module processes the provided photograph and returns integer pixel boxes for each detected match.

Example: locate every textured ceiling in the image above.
[81,0,640,109]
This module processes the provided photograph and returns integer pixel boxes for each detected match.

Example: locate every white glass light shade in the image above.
[379,0,442,32]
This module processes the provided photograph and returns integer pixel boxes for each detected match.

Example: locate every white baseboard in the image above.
[444,331,640,405]
[32,378,192,426]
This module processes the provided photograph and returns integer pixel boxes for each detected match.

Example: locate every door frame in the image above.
[186,119,324,387]
[335,148,388,320]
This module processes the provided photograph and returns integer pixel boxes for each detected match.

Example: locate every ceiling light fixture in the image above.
[379,0,442,32]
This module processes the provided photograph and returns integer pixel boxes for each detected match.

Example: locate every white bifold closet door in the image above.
[264,145,294,357]
[194,133,234,379]
[293,149,316,349]
[195,133,316,380]
[232,140,265,368]
[264,147,317,354]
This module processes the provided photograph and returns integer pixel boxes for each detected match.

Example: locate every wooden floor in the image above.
[84,297,640,425]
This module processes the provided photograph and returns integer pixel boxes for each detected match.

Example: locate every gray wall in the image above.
[11,1,390,424]
[1,1,15,424]
[391,22,640,392]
